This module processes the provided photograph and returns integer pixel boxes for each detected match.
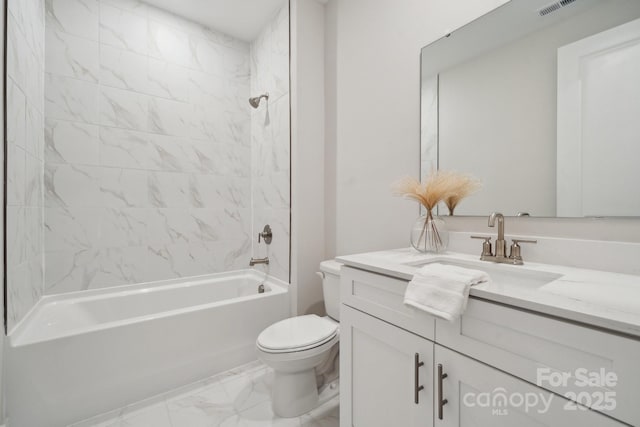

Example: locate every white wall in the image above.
[324,0,337,259]
[328,0,640,257]
[331,0,508,256]
[291,0,327,315]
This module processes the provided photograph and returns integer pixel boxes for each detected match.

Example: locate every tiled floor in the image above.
[73,361,339,427]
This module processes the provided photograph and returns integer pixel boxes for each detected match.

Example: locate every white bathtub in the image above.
[6,270,290,427]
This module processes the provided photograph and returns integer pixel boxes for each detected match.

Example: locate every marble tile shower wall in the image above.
[6,0,46,329]
[250,5,290,282]
[43,0,257,294]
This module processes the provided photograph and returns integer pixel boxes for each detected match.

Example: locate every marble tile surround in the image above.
[41,0,291,294]
[250,5,291,282]
[72,361,339,427]
[6,0,46,330]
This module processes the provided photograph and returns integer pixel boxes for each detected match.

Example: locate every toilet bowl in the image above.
[257,314,339,417]
[256,260,342,418]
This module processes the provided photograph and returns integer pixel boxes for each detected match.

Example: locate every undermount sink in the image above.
[407,257,563,289]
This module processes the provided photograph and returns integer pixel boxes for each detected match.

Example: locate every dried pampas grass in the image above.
[442,172,481,215]
[392,171,481,215]
[393,171,480,252]
[393,173,453,213]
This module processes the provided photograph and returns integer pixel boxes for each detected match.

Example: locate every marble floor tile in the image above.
[299,398,340,427]
[220,365,273,413]
[75,361,339,427]
[166,383,236,427]
[219,401,302,427]
[89,401,172,427]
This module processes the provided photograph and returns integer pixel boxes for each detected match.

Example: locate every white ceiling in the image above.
[143,0,288,42]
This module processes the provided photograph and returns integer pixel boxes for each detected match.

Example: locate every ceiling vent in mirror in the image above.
[538,0,577,16]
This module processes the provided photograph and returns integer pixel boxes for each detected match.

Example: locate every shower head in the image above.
[249,93,269,109]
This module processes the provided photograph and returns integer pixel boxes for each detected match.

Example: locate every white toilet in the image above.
[256,260,342,418]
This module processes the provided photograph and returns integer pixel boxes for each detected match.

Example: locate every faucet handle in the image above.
[471,236,493,258]
[512,239,537,244]
[258,224,272,244]
[509,239,537,264]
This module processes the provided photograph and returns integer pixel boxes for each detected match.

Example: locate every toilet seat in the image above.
[257,314,339,354]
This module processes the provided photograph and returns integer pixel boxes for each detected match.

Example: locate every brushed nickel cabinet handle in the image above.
[414,353,425,404]
[437,363,448,420]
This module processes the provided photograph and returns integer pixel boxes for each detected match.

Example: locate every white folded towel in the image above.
[404,263,490,322]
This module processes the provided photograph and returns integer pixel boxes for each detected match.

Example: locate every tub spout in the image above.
[250,257,269,266]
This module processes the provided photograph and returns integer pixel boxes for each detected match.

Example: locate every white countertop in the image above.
[336,248,640,338]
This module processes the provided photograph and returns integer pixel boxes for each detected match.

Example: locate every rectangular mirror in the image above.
[421,0,640,217]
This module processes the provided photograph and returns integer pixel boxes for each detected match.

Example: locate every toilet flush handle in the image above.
[316,271,325,279]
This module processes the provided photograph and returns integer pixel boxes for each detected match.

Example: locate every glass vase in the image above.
[410,212,449,253]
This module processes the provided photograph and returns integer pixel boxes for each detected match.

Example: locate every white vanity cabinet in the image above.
[340,266,634,427]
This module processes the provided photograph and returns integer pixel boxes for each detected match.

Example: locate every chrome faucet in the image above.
[471,212,537,265]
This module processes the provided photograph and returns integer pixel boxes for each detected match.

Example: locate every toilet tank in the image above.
[319,260,343,321]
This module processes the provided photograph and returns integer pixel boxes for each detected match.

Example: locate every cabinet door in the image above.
[436,299,639,425]
[434,345,623,427]
[341,306,434,427]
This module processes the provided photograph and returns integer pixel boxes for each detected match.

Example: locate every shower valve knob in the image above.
[258,225,272,245]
